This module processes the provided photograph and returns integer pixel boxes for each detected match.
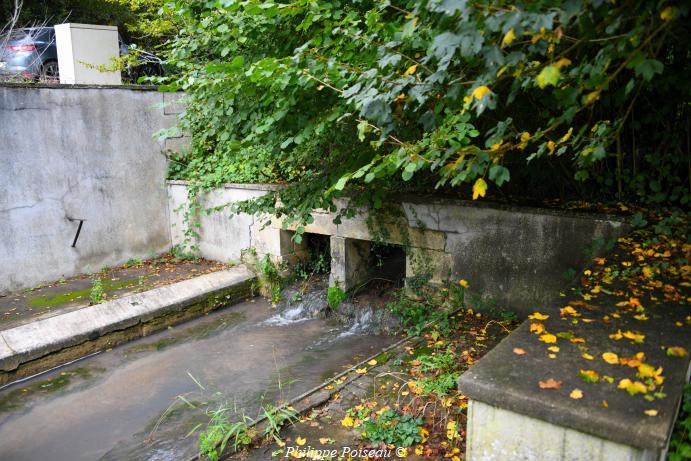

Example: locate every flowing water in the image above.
[0,295,397,461]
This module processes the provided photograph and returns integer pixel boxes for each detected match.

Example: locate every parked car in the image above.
[0,26,164,83]
[0,27,58,81]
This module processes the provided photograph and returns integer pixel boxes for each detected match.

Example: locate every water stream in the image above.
[0,292,397,461]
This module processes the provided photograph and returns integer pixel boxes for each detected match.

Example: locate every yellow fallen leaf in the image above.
[570,389,583,399]
[582,353,594,360]
[602,352,619,364]
[367,359,378,366]
[415,445,424,455]
[548,346,560,352]
[622,330,645,343]
[459,279,469,288]
[539,333,557,344]
[530,322,545,334]
[355,367,368,374]
[642,266,654,278]
[618,378,648,395]
[644,409,658,416]
[554,58,572,70]
[296,436,307,446]
[319,438,332,444]
[560,306,578,316]
[341,415,354,427]
[529,312,550,320]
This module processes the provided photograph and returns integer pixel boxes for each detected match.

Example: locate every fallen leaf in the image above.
[530,323,545,334]
[539,378,562,389]
[539,333,557,344]
[582,353,594,360]
[618,378,648,395]
[355,367,368,374]
[579,369,600,383]
[666,346,688,357]
[644,409,658,416]
[341,415,354,427]
[513,347,526,355]
[296,436,306,446]
[570,389,584,399]
[602,352,619,364]
[367,359,378,366]
[548,346,560,352]
[529,312,550,320]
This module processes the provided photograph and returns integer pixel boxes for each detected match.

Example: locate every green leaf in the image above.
[536,66,560,89]
[489,165,510,186]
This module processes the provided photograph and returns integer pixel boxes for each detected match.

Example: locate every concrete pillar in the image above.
[329,236,371,291]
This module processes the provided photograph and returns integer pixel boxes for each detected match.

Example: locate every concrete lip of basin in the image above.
[0,266,256,385]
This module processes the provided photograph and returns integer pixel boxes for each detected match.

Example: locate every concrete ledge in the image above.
[458,301,691,457]
[0,266,255,384]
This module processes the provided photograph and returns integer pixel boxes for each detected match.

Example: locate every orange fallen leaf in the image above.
[539,378,562,389]
[666,346,688,357]
[513,347,526,355]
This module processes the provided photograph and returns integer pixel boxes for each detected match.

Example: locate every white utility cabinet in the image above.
[54,23,121,85]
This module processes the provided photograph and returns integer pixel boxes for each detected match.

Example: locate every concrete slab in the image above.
[0,266,255,381]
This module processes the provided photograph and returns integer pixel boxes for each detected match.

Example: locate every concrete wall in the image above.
[466,400,658,461]
[0,85,187,293]
[167,182,630,317]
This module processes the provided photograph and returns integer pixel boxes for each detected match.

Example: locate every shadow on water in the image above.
[0,293,396,461]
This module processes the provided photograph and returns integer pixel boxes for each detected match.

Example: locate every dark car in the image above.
[0,26,164,83]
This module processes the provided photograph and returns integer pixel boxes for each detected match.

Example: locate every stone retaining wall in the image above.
[167,181,630,317]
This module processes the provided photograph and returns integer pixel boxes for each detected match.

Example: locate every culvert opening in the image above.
[368,242,406,288]
[295,232,331,277]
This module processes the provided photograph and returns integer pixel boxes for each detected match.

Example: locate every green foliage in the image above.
[257,256,283,304]
[89,277,104,305]
[2,0,175,48]
[161,0,690,228]
[260,404,297,443]
[668,383,691,461]
[361,409,422,447]
[414,349,459,398]
[198,407,254,461]
[327,286,347,311]
[387,292,451,337]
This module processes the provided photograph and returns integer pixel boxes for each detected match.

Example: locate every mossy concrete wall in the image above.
[0,85,188,293]
[167,182,630,317]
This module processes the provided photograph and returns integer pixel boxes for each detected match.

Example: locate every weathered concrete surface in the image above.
[169,182,630,317]
[466,400,658,461]
[0,266,255,382]
[458,303,691,457]
[0,85,189,293]
[167,181,277,262]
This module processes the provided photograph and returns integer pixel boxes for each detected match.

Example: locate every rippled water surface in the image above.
[0,297,395,461]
